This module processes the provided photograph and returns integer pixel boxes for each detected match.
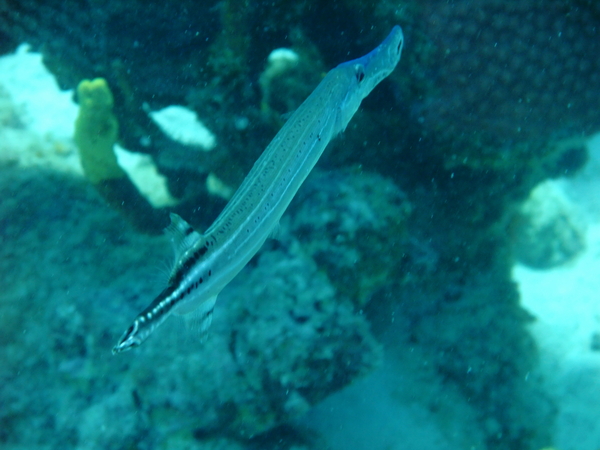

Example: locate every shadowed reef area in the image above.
[1,0,599,449]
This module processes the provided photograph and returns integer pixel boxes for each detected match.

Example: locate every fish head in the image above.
[334,25,404,132]
[112,320,143,354]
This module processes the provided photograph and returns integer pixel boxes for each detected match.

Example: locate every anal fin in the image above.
[183,295,217,341]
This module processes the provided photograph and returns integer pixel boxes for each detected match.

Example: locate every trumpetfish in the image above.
[113,26,404,354]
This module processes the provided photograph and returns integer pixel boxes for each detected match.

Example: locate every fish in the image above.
[112,25,404,354]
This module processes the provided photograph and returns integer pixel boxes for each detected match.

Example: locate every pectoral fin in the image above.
[165,213,204,260]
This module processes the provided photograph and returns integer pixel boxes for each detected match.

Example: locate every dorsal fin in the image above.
[165,213,202,261]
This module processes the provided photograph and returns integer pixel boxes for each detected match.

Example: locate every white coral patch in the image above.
[267,48,299,73]
[150,105,216,150]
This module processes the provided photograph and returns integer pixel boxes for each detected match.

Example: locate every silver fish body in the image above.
[112,26,404,354]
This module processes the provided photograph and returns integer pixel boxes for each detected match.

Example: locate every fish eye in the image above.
[355,65,365,83]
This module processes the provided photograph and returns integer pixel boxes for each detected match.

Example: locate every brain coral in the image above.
[412,0,600,169]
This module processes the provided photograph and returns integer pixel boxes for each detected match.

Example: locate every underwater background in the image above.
[0,1,599,449]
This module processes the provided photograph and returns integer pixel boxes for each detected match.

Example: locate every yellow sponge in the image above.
[74,78,126,184]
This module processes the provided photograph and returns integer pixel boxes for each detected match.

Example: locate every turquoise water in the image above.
[1,2,599,449]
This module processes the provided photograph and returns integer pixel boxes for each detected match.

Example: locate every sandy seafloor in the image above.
[1,45,599,450]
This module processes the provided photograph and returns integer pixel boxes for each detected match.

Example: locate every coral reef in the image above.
[0,162,379,448]
[2,0,596,211]
[290,171,555,450]
[288,169,413,307]
[392,264,555,449]
[0,86,21,127]
[408,0,599,171]
[2,1,599,449]
[513,180,586,269]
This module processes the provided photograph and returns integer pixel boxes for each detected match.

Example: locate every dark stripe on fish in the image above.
[138,285,177,319]
[170,245,209,286]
